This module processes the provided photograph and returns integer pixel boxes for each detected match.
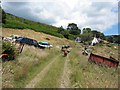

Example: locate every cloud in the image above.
[2,0,118,32]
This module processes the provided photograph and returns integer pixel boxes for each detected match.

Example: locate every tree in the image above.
[107,36,113,43]
[2,9,6,24]
[118,35,120,44]
[80,33,92,42]
[99,33,105,40]
[91,30,105,40]
[83,28,91,34]
[57,26,64,33]
[67,23,81,35]
[113,37,118,43]
[112,35,120,44]
[57,26,70,39]
[61,30,69,39]
[91,30,99,37]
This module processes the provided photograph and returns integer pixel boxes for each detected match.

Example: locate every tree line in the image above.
[106,35,120,44]
[2,9,119,44]
[57,23,106,42]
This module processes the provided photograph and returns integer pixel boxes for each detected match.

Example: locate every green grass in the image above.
[14,48,60,88]
[2,46,60,88]
[68,48,118,88]
[2,40,118,88]
[2,13,79,40]
[3,13,64,38]
[3,19,64,38]
[35,54,66,88]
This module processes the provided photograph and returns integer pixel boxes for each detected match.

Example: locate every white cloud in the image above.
[2,0,118,32]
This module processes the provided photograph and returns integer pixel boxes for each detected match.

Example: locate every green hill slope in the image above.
[2,13,64,38]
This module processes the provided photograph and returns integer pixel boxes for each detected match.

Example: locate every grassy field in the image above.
[68,48,118,88]
[2,45,60,88]
[2,28,78,46]
[2,28,119,88]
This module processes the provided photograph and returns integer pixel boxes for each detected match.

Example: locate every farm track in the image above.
[25,54,61,88]
[2,28,119,88]
[60,55,70,88]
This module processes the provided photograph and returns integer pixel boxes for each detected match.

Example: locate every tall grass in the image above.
[35,55,66,88]
[14,47,60,88]
[68,48,118,88]
[2,45,60,88]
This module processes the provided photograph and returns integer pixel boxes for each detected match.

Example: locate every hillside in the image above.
[2,13,64,38]
[2,13,77,40]
[2,12,119,44]
[2,28,119,88]
[2,28,77,46]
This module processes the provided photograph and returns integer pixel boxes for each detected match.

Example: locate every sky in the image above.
[1,0,119,35]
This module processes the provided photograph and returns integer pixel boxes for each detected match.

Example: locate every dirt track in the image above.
[25,54,61,88]
[60,55,70,88]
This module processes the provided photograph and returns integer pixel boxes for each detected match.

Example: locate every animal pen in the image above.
[88,53,119,68]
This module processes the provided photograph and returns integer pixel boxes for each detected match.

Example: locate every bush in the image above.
[83,41,89,45]
[2,41,17,60]
[68,34,77,40]
[96,44,103,46]
[80,33,92,42]
[2,9,6,24]
[106,44,112,47]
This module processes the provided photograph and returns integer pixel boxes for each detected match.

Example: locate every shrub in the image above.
[2,9,6,24]
[106,44,112,47]
[68,34,77,40]
[96,44,103,46]
[84,41,89,45]
[2,41,17,60]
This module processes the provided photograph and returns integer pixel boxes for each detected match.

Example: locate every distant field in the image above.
[2,28,119,88]
[2,28,78,46]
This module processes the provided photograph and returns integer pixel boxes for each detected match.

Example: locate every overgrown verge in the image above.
[35,55,66,88]
[68,48,118,88]
[2,45,60,88]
